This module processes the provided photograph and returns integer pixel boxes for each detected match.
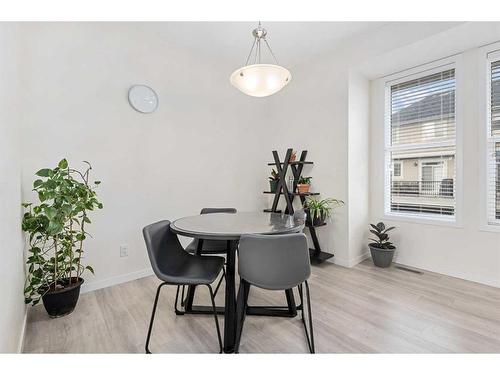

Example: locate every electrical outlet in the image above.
[120,244,129,257]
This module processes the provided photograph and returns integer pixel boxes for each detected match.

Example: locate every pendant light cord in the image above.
[243,22,280,66]
[264,38,279,65]
[244,37,257,66]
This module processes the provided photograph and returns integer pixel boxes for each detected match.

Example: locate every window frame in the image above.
[479,44,500,232]
[381,56,463,227]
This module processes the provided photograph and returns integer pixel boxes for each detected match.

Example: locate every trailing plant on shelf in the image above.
[368,222,396,268]
[304,197,344,225]
[22,159,103,317]
[268,168,280,193]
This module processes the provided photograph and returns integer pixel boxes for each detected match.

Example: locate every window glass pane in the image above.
[390,146,455,216]
[491,61,500,137]
[488,60,500,225]
[391,69,455,146]
[393,162,401,177]
[387,68,456,218]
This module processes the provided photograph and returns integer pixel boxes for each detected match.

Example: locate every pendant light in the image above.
[230,22,291,98]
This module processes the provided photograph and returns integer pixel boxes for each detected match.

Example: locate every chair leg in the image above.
[174,285,185,315]
[300,281,315,354]
[180,285,185,307]
[298,283,304,314]
[206,284,223,353]
[145,282,167,354]
[235,279,249,354]
[213,266,226,297]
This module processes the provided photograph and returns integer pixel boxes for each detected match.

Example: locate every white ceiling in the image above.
[138,22,389,68]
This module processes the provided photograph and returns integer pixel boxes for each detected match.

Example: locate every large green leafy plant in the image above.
[22,159,103,305]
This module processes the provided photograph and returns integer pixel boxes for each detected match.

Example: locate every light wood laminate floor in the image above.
[23,260,500,353]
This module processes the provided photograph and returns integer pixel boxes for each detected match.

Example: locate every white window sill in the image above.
[382,212,463,228]
[479,224,500,233]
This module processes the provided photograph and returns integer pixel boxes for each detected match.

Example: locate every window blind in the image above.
[487,60,500,225]
[386,68,456,218]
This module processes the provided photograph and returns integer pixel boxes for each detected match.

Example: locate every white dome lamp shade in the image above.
[230,23,291,98]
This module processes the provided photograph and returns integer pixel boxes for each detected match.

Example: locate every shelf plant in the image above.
[304,197,344,226]
[22,159,103,317]
[297,176,312,194]
[268,168,280,193]
[368,222,396,268]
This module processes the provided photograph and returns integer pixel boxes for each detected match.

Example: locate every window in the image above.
[393,162,402,177]
[487,58,500,225]
[385,66,456,219]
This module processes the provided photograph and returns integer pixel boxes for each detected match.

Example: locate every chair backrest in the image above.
[200,207,237,214]
[142,220,188,280]
[238,233,310,290]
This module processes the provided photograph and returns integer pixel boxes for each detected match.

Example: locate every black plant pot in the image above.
[369,245,395,268]
[42,277,84,318]
[305,209,326,226]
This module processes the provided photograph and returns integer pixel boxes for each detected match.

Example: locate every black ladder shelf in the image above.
[263,148,334,263]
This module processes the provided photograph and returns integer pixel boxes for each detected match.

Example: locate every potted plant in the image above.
[268,169,280,193]
[368,222,396,268]
[22,159,103,317]
[297,176,312,194]
[304,197,344,226]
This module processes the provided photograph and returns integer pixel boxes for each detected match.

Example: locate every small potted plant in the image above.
[22,159,103,317]
[368,222,396,268]
[297,176,312,194]
[304,197,344,226]
[268,169,280,193]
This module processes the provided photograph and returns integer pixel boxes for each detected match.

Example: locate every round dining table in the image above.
[170,211,305,353]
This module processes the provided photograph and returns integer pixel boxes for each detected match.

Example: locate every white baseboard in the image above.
[348,251,371,267]
[332,251,370,268]
[331,256,350,267]
[81,267,154,294]
[17,309,27,353]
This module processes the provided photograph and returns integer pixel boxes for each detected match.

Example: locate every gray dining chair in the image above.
[180,207,237,306]
[142,220,224,353]
[235,233,315,353]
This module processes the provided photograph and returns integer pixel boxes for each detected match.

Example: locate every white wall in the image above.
[347,70,370,266]
[369,23,500,288]
[0,24,26,352]
[17,23,276,292]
